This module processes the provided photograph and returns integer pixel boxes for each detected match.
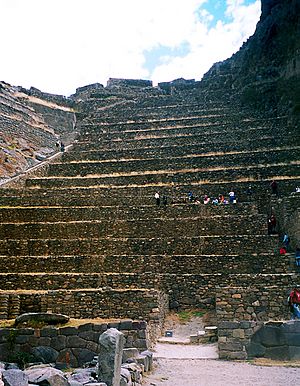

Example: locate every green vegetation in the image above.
[177,309,205,323]
[8,351,34,370]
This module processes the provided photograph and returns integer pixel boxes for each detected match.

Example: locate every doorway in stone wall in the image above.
[153,309,219,359]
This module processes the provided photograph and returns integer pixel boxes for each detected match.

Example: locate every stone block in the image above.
[79,330,98,342]
[135,338,148,350]
[72,348,96,367]
[66,336,87,348]
[93,323,108,332]
[240,321,251,329]
[98,328,125,386]
[137,354,150,372]
[284,333,300,346]
[226,351,247,360]
[141,350,153,371]
[246,342,266,358]
[17,328,35,336]
[218,321,240,329]
[281,320,300,334]
[119,320,133,330]
[108,322,120,329]
[219,341,243,351]
[51,335,67,351]
[190,334,199,344]
[40,328,58,337]
[32,346,59,364]
[232,329,245,339]
[138,329,147,339]
[15,335,30,344]
[59,327,78,336]
[2,369,28,386]
[123,348,139,363]
[86,341,99,353]
[38,337,51,346]
[259,325,286,347]
[288,346,300,360]
[265,346,289,360]
[78,323,93,332]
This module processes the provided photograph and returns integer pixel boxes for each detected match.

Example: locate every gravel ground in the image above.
[143,358,300,386]
[143,314,300,386]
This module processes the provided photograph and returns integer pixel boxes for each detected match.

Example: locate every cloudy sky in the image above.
[0,0,261,96]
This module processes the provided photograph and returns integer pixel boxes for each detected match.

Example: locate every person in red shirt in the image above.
[288,287,300,319]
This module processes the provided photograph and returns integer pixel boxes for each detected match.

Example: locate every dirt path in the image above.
[143,358,300,386]
[143,313,300,386]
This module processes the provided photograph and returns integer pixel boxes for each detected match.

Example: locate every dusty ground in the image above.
[143,358,300,386]
[143,313,300,386]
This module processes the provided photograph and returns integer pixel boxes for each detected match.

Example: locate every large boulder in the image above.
[15,313,69,326]
[2,369,28,386]
[24,364,70,386]
[32,346,59,364]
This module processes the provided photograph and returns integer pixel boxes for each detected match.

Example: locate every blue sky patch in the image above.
[143,42,190,74]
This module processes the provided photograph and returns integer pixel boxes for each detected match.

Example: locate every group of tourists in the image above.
[55,140,65,152]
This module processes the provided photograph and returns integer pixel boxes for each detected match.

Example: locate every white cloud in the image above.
[0,0,260,95]
[151,0,261,84]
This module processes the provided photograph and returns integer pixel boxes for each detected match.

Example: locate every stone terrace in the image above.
[0,87,299,324]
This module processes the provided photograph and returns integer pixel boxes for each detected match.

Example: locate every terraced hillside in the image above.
[0,86,299,324]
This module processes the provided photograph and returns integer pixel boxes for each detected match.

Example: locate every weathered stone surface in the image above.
[67,368,97,384]
[15,313,69,326]
[98,328,125,386]
[257,325,286,347]
[122,348,139,363]
[120,368,132,386]
[72,349,95,367]
[288,346,300,361]
[24,365,70,385]
[32,346,59,364]
[121,363,143,383]
[246,342,266,358]
[265,346,289,361]
[2,369,28,386]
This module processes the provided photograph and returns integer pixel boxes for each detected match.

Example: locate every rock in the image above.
[35,153,47,161]
[24,364,70,385]
[98,328,125,386]
[246,342,266,358]
[121,363,143,384]
[140,350,153,371]
[15,313,69,326]
[122,348,139,363]
[120,368,132,386]
[2,369,28,386]
[32,346,59,364]
[67,368,97,385]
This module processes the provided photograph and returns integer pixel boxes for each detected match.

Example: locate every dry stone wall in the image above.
[0,320,150,367]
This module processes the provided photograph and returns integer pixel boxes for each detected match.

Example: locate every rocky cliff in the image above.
[0,82,76,182]
[202,0,300,120]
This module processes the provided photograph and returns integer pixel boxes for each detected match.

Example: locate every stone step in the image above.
[0,272,295,292]
[0,253,289,274]
[24,163,300,189]
[74,131,299,153]
[0,203,259,222]
[47,148,300,177]
[79,113,287,133]
[1,179,299,207]
[63,138,297,162]
[77,121,296,144]
[0,234,278,256]
[0,215,267,239]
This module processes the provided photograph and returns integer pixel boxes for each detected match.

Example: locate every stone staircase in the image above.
[0,91,299,322]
